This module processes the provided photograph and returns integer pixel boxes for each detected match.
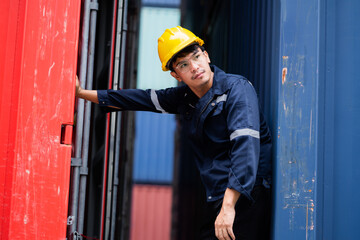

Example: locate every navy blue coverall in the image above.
[98,65,272,239]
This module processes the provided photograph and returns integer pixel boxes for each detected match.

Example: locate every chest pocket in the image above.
[204,96,228,142]
[211,94,227,116]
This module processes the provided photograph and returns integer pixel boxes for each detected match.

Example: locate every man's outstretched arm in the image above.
[75,76,99,104]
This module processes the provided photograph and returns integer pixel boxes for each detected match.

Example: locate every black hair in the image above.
[168,43,205,72]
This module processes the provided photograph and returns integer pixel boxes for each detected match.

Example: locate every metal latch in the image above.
[61,124,73,145]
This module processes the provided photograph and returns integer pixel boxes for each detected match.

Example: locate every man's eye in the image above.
[180,63,188,69]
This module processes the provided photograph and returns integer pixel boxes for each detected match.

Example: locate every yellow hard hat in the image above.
[158,26,204,71]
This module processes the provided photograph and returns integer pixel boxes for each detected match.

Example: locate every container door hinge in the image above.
[90,2,99,11]
[80,167,88,176]
[71,157,82,167]
[71,158,88,175]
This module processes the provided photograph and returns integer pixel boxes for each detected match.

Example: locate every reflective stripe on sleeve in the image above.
[150,89,168,113]
[230,128,260,141]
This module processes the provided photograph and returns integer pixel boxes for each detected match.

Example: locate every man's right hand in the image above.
[75,75,81,97]
[74,75,99,104]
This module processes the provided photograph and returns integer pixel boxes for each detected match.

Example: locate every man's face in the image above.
[170,48,213,96]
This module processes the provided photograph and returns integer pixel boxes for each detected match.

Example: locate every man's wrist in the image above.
[76,87,84,98]
[222,199,237,209]
[222,188,240,209]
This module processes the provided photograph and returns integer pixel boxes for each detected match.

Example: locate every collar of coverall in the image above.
[210,65,231,96]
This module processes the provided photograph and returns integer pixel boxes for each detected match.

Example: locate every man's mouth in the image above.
[193,71,205,80]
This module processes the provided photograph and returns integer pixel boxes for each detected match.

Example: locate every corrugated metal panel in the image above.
[133,111,176,183]
[227,0,275,119]
[0,0,80,238]
[137,7,179,89]
[130,184,172,240]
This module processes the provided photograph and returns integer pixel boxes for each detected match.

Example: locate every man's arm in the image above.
[214,79,262,240]
[75,76,99,104]
[75,76,182,113]
[215,188,240,240]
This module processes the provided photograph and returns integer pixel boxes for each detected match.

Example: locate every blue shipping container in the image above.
[133,112,176,183]
[273,0,360,239]
[179,0,360,239]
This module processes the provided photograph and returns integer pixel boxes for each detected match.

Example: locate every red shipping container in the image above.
[130,184,173,240]
[0,0,80,239]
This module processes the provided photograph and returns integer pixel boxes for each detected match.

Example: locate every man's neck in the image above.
[191,71,214,98]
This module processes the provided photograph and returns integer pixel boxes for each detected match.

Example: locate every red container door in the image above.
[0,0,80,239]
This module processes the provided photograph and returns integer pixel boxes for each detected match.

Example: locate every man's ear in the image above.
[204,50,211,63]
[170,71,182,82]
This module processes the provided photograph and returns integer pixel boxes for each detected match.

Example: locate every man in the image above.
[76,26,272,240]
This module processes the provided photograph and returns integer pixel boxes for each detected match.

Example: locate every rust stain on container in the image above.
[282,67,288,84]
[130,184,172,240]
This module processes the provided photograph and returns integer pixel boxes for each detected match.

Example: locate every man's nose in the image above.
[189,60,199,72]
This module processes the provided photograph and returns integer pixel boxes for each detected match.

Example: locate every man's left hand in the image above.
[215,205,236,240]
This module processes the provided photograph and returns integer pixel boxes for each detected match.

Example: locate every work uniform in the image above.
[98,65,272,239]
